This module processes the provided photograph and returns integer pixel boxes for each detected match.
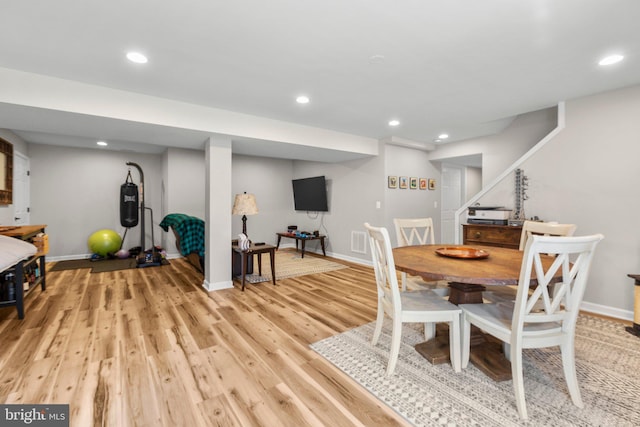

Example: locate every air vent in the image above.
[351,231,367,254]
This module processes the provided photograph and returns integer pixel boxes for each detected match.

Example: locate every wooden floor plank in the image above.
[0,256,411,427]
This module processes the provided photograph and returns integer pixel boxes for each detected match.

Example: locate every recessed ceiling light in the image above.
[438,133,449,139]
[97,141,108,146]
[126,51,148,64]
[369,54,386,64]
[388,119,400,127]
[296,95,310,104]
[598,54,624,66]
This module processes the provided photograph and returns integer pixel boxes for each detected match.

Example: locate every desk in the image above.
[393,244,558,381]
[232,243,276,291]
[276,232,326,258]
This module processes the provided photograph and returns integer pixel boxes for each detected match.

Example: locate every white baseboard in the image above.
[580,301,633,322]
[202,279,233,291]
[46,253,92,262]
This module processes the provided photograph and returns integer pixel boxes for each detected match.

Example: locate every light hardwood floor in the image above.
[0,252,409,427]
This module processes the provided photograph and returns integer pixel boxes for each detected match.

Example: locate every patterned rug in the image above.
[242,249,348,282]
[311,315,640,426]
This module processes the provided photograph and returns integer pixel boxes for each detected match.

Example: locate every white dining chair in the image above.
[485,220,577,304]
[365,222,462,376]
[460,233,604,420]
[394,217,435,247]
[518,221,577,251]
[393,217,447,295]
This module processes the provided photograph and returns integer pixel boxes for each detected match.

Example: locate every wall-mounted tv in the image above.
[292,175,329,212]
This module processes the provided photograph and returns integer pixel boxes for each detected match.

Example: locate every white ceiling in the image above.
[1,1,639,160]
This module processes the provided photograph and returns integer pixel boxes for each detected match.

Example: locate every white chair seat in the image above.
[461,302,563,342]
[401,290,460,314]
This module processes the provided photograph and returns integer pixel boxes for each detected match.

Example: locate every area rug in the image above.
[49,257,169,273]
[310,315,640,426]
[241,249,348,282]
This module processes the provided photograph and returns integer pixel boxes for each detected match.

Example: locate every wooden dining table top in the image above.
[392,244,556,286]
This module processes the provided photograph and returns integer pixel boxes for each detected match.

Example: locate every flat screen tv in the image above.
[292,176,329,212]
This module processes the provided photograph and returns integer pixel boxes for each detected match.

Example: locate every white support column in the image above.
[203,135,233,291]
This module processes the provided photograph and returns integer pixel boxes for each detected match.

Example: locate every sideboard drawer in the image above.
[463,224,522,249]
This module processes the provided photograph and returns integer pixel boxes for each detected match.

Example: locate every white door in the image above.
[13,152,30,225]
[440,164,464,244]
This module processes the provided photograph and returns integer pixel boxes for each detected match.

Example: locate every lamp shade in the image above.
[232,193,258,216]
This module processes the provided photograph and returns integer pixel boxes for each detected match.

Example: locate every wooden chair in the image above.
[485,221,577,303]
[365,223,462,376]
[393,217,447,294]
[460,234,604,419]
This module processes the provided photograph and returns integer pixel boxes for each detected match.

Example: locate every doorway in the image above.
[13,151,30,225]
[440,163,465,244]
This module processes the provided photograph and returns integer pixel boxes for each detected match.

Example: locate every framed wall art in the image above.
[388,175,398,188]
[419,178,427,190]
[410,177,418,189]
[428,178,436,190]
[399,176,408,189]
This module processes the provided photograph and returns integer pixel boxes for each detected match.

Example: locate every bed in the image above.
[0,234,38,318]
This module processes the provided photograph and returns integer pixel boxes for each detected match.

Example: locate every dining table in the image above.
[392,244,559,381]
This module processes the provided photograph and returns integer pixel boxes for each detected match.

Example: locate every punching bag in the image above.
[120,170,139,227]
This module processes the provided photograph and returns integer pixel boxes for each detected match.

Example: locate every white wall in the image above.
[429,107,557,187]
[231,155,294,245]
[384,144,441,241]
[29,144,162,258]
[291,144,385,262]
[512,85,640,318]
[466,167,482,201]
[161,148,206,255]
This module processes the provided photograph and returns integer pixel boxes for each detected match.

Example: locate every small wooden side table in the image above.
[232,243,276,291]
[275,232,326,258]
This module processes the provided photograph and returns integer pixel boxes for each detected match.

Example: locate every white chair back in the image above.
[365,223,402,314]
[393,218,435,247]
[518,221,577,251]
[513,234,603,336]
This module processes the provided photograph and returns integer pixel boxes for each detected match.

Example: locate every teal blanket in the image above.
[159,213,205,257]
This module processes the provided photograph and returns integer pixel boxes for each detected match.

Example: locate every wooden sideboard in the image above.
[462,223,522,250]
[0,225,47,319]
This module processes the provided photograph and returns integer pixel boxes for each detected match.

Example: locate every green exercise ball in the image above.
[88,229,122,257]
